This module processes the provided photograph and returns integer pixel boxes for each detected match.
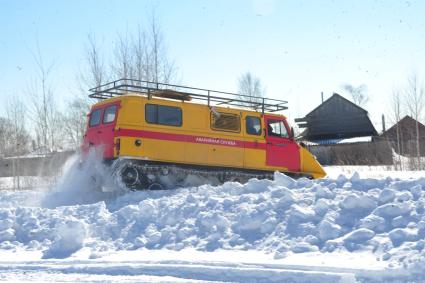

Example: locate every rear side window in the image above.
[89,109,102,127]
[145,104,182,126]
[211,112,240,132]
[103,105,117,124]
[246,116,262,135]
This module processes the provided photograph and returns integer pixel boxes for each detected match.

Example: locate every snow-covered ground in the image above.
[1,156,425,282]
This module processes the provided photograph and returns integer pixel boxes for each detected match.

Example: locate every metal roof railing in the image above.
[89,78,288,113]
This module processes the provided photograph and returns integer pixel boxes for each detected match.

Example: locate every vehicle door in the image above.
[264,115,300,171]
[84,102,119,159]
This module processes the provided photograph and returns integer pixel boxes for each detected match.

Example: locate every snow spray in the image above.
[41,149,123,208]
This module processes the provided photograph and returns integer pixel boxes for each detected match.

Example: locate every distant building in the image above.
[378,115,425,156]
[295,93,391,165]
[295,93,377,143]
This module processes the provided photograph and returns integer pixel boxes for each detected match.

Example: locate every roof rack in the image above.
[89,78,288,113]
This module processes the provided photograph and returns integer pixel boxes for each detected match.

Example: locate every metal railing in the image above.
[89,78,288,113]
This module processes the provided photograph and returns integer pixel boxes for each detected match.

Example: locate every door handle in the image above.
[97,130,102,134]
[267,142,286,147]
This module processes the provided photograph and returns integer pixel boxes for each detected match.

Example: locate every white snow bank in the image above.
[1,155,425,281]
[0,171,424,264]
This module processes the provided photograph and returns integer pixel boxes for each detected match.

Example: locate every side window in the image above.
[89,108,102,127]
[146,104,157,124]
[211,112,240,132]
[103,105,117,124]
[267,120,289,138]
[145,104,182,126]
[246,116,261,135]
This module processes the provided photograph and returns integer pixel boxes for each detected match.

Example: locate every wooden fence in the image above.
[0,151,74,177]
[308,141,393,165]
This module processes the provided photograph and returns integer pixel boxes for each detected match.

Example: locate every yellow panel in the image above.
[299,147,327,178]
[117,137,144,157]
[142,138,185,163]
[119,98,143,125]
[244,147,266,168]
[185,143,208,164]
[185,108,207,130]
[208,145,243,167]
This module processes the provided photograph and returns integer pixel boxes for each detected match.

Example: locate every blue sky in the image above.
[1,0,424,128]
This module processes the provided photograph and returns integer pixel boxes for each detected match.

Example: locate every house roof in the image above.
[306,93,368,118]
[381,115,425,138]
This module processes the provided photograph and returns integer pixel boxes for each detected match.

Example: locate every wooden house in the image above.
[295,93,377,142]
[295,93,392,165]
[378,115,425,156]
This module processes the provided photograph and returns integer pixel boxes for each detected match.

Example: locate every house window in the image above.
[89,108,102,127]
[103,105,117,124]
[267,120,289,138]
[211,111,240,132]
[246,116,262,135]
[145,104,182,126]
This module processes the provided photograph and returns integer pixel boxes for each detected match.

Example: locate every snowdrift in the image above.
[1,156,425,281]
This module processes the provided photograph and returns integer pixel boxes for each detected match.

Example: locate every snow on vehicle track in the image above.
[1,156,425,282]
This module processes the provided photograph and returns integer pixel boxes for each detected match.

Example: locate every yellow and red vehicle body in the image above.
[82,88,326,180]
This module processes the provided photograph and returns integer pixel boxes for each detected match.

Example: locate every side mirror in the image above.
[289,127,295,140]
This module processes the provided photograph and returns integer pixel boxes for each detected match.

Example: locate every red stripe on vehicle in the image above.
[116,129,266,150]
[244,141,267,150]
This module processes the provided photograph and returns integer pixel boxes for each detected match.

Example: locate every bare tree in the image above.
[112,30,134,81]
[390,88,404,170]
[150,13,160,83]
[108,9,177,85]
[6,97,30,156]
[0,117,15,156]
[78,8,178,122]
[76,33,108,104]
[145,8,177,83]
[237,72,265,109]
[26,40,63,153]
[62,98,90,149]
[342,83,369,106]
[132,25,149,82]
[70,33,108,150]
[83,33,107,89]
[0,116,21,189]
[404,73,425,169]
[5,97,31,189]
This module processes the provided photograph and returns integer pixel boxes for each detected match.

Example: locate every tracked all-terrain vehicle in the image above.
[82,79,326,189]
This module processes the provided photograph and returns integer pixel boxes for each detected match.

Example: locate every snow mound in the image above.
[42,219,86,259]
[1,166,425,272]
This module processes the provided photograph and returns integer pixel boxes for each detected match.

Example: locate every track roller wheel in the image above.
[120,165,140,188]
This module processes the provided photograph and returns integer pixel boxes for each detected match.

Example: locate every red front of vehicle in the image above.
[82,102,120,160]
[264,115,300,172]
